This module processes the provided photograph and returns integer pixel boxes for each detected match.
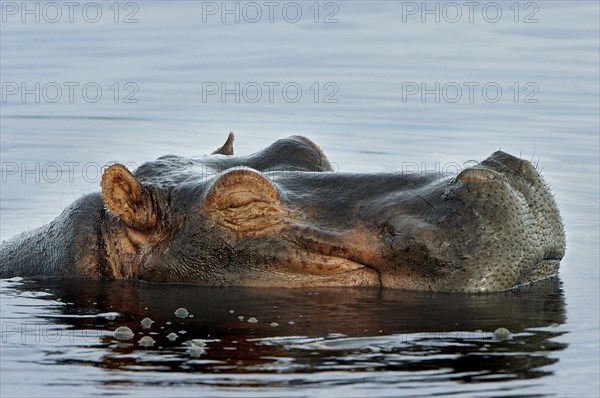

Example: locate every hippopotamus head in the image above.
[93,134,565,292]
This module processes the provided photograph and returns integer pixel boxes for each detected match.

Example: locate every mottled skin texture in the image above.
[0,135,565,292]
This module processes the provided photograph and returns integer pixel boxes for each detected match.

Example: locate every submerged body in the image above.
[0,134,565,292]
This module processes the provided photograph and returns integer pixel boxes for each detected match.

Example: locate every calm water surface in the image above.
[1,1,598,397]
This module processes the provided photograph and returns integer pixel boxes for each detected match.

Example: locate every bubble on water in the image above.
[141,318,154,329]
[270,322,279,327]
[174,308,189,318]
[229,310,235,314]
[113,326,134,341]
[138,336,156,347]
[494,327,512,340]
[189,345,205,357]
[238,316,245,321]
[288,321,295,325]
[247,317,258,324]
[308,342,328,350]
[166,332,178,342]
[188,340,207,358]
[98,312,120,320]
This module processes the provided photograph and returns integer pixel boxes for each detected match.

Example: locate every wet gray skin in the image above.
[0,134,565,292]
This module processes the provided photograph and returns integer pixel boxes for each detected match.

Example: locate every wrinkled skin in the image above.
[0,134,565,292]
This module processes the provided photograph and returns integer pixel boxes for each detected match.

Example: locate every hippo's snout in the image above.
[431,151,566,291]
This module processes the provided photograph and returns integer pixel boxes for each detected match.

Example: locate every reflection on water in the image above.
[1,277,566,395]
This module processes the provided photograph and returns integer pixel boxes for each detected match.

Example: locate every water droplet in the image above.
[113,326,134,341]
[138,336,156,347]
[141,317,154,329]
[188,344,205,358]
[166,332,178,342]
[494,327,511,340]
[174,308,189,318]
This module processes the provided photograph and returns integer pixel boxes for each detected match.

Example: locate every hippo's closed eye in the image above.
[203,168,288,233]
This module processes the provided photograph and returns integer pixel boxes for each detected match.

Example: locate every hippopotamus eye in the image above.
[202,168,287,233]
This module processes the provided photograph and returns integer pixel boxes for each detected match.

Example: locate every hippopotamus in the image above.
[0,134,565,292]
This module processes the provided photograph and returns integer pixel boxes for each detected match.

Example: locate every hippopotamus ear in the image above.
[203,168,286,233]
[101,164,158,231]
[211,132,235,156]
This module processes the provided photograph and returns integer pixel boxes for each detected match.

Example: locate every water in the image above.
[1,1,598,396]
